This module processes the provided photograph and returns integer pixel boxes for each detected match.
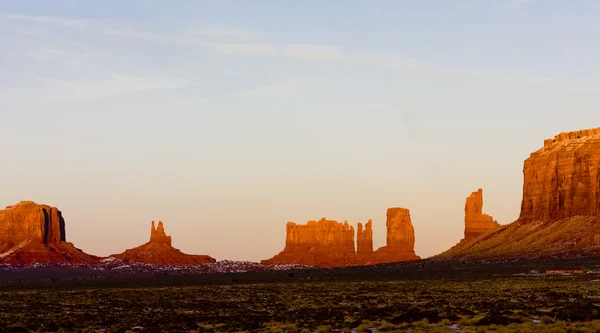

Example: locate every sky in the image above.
[1,0,600,261]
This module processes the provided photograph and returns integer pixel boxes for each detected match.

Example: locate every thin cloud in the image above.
[0,75,186,105]
[4,13,600,96]
[2,13,88,27]
[193,28,262,41]
[231,78,306,98]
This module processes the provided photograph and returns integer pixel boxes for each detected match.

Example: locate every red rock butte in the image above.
[262,208,420,268]
[112,221,216,265]
[0,201,97,264]
[437,128,600,260]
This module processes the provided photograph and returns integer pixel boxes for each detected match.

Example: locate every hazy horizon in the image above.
[1,0,600,261]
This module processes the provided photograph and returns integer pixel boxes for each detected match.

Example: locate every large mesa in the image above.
[520,128,600,221]
[436,128,600,260]
[0,201,96,264]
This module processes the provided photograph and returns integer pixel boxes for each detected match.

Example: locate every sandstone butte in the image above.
[112,221,216,265]
[261,208,420,268]
[0,201,97,265]
[463,189,501,242]
[436,128,600,260]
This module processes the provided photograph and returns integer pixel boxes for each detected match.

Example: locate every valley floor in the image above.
[3,257,600,332]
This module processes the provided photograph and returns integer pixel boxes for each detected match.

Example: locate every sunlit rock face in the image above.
[520,128,600,222]
[112,221,215,265]
[0,201,96,264]
[463,189,501,241]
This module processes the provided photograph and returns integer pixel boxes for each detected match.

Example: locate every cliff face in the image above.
[464,189,501,241]
[0,201,96,264]
[437,128,600,260]
[112,221,215,265]
[520,128,600,222]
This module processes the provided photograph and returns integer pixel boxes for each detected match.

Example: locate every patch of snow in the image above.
[0,240,31,259]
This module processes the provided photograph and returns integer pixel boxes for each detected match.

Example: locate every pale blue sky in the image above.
[1,0,599,261]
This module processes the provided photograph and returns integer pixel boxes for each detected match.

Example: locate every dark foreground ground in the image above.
[3,257,600,332]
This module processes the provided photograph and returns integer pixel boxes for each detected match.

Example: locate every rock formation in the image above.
[112,221,215,265]
[261,218,357,267]
[463,189,501,241]
[150,221,172,245]
[262,210,421,268]
[369,208,420,262]
[357,220,373,255]
[437,128,600,260]
[0,201,97,264]
[520,128,600,221]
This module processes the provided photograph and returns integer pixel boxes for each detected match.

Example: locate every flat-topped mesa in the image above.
[357,220,373,255]
[150,221,172,245]
[464,189,501,241]
[370,208,420,263]
[262,218,357,268]
[521,127,600,221]
[0,201,96,265]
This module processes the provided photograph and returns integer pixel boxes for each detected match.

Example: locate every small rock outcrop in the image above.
[520,128,600,221]
[0,201,97,264]
[464,189,501,241]
[262,218,357,267]
[112,221,215,265]
[356,220,373,255]
[150,221,172,245]
[369,208,420,262]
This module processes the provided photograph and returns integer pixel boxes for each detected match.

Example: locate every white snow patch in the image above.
[0,240,31,259]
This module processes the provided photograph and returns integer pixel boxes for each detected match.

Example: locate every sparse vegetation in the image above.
[2,258,600,332]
